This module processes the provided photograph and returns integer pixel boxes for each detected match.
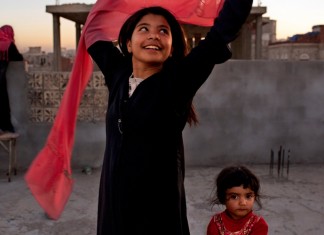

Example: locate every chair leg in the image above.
[8,139,12,182]
[13,139,17,175]
[1,138,17,182]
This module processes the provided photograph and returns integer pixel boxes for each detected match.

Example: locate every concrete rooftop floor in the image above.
[1,164,324,235]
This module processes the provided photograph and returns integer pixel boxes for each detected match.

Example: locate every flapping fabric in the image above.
[24,38,92,220]
[25,0,225,220]
[84,0,225,47]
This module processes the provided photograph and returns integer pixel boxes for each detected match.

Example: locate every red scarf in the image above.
[25,0,225,220]
[0,25,14,61]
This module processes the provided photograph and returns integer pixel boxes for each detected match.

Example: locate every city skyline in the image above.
[1,0,324,53]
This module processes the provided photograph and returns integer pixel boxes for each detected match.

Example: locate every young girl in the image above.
[85,1,253,234]
[207,166,268,235]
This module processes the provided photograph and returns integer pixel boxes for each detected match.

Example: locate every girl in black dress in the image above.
[86,1,253,234]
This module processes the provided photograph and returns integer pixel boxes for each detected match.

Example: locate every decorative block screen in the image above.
[28,72,108,123]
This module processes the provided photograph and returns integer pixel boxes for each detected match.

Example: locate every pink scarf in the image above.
[0,25,14,60]
[25,0,224,220]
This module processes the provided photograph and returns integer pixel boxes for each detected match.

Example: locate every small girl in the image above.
[207,166,268,235]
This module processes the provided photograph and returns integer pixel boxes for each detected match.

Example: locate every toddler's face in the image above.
[225,185,255,220]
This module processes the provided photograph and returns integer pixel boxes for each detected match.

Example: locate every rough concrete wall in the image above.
[3,62,31,170]
[2,60,324,170]
[2,62,106,171]
[184,60,324,165]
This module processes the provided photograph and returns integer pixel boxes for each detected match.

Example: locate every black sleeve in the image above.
[8,43,23,61]
[186,0,253,66]
[172,0,253,104]
[212,0,253,44]
[87,41,124,81]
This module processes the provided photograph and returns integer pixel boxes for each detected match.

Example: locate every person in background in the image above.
[207,165,268,235]
[0,25,23,138]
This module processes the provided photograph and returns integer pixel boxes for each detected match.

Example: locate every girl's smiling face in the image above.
[127,14,173,70]
[225,185,255,220]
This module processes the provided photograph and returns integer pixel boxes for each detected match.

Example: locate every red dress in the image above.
[207,210,268,235]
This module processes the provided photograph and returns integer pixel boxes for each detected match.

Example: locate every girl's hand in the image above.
[214,0,253,43]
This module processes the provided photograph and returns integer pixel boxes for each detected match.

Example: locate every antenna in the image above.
[56,0,60,5]
[257,1,262,6]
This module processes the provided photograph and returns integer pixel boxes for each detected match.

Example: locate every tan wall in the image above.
[268,43,320,60]
[185,60,324,165]
[2,60,324,170]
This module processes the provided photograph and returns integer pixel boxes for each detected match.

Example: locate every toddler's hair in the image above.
[210,165,262,208]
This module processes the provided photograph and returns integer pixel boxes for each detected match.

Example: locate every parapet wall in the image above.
[185,60,324,165]
[3,60,324,170]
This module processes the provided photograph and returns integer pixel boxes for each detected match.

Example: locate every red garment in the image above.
[0,25,15,60]
[25,0,225,220]
[84,0,224,46]
[207,211,268,235]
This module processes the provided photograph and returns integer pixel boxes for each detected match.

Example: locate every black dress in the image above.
[88,32,230,234]
[0,43,23,132]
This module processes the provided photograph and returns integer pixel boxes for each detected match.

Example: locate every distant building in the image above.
[268,25,324,61]
[23,47,75,72]
[23,47,52,72]
[251,18,277,59]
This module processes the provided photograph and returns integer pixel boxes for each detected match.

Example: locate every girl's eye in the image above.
[246,194,255,199]
[230,194,239,200]
[139,27,148,32]
[160,28,169,34]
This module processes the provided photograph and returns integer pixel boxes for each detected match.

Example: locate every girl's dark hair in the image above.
[211,166,262,208]
[118,6,198,125]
